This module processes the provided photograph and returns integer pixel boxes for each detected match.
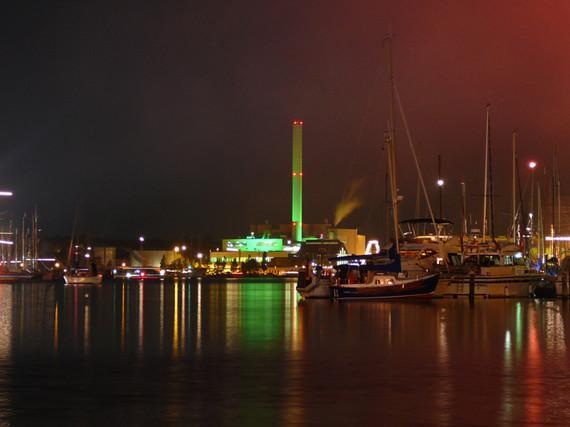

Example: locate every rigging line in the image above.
[393,83,438,237]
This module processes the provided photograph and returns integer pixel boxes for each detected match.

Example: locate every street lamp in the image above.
[139,236,145,267]
[528,161,537,232]
[197,252,203,268]
[437,154,444,218]
[527,161,537,257]
[436,178,445,219]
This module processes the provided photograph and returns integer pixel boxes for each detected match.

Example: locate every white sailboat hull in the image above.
[64,274,103,285]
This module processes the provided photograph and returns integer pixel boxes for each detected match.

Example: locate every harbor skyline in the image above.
[1,1,569,239]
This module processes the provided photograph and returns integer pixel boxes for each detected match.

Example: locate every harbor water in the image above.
[1,279,570,425]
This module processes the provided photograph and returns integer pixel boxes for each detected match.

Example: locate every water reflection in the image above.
[0,282,570,424]
[0,286,12,361]
[526,305,543,424]
[436,307,451,425]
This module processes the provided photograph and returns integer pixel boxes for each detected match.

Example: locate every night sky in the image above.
[2,1,569,242]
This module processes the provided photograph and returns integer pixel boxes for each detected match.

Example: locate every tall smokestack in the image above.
[292,120,303,242]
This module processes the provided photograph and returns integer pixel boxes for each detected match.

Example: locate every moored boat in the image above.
[330,272,439,300]
[297,265,336,299]
[0,271,35,283]
[64,269,103,285]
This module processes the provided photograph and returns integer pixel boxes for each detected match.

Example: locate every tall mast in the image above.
[482,105,490,241]
[487,107,495,240]
[537,183,544,263]
[551,147,561,258]
[67,204,80,268]
[21,213,26,270]
[32,206,38,271]
[384,34,400,253]
[550,149,556,257]
[512,131,517,242]
[460,181,467,254]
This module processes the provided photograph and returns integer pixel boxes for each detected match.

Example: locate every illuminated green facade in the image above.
[292,120,303,242]
[223,238,283,252]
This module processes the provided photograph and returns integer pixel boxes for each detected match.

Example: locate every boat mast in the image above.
[460,181,467,253]
[487,106,495,241]
[515,155,529,256]
[537,183,544,263]
[482,105,489,242]
[512,131,517,242]
[21,213,26,270]
[551,148,560,257]
[66,204,80,268]
[384,34,400,253]
[556,153,561,244]
[32,206,38,271]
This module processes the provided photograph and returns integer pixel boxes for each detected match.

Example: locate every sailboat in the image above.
[62,206,102,285]
[437,106,551,298]
[64,269,103,285]
[298,35,439,300]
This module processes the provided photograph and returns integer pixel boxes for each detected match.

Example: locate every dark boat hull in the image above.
[329,274,439,300]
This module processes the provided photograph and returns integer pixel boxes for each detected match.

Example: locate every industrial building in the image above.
[209,120,365,274]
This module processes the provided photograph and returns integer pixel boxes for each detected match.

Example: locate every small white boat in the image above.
[64,271,103,285]
[297,267,335,299]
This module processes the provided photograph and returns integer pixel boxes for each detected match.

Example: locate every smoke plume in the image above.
[334,178,365,226]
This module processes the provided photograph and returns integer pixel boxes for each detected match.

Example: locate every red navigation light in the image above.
[528,161,537,169]
[292,119,303,125]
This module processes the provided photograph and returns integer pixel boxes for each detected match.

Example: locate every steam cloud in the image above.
[334,178,365,226]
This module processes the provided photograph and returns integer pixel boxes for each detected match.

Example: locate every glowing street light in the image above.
[0,191,13,197]
[527,160,537,257]
[437,154,444,218]
[528,160,537,218]
[174,246,180,253]
[138,236,145,267]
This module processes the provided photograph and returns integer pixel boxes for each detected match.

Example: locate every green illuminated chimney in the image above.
[292,120,303,242]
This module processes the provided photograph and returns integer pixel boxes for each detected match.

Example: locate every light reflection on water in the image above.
[0,280,570,424]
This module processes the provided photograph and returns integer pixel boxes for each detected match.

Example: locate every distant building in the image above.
[93,247,116,271]
[209,223,365,275]
[129,250,177,268]
[249,222,365,254]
